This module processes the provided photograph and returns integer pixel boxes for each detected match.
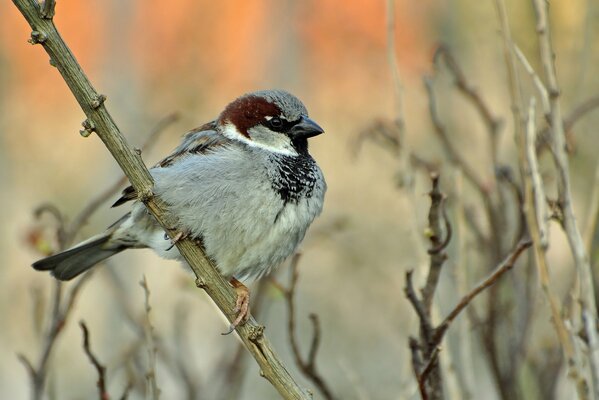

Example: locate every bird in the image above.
[32,89,327,332]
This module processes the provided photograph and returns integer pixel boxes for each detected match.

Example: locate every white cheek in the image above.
[221,122,297,156]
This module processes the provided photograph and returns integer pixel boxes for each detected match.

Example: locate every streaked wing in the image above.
[112,121,231,207]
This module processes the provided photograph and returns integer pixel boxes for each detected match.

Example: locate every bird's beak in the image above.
[289,116,324,140]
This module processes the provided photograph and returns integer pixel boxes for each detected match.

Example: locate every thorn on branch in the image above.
[79,321,109,400]
[29,30,47,45]
[91,94,107,109]
[195,277,206,289]
[80,119,96,137]
[40,0,56,19]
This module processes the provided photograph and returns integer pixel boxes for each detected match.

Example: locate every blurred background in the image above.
[1,0,598,399]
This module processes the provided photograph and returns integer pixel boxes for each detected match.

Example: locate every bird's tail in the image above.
[32,233,125,281]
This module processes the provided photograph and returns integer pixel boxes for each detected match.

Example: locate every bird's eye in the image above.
[269,117,283,129]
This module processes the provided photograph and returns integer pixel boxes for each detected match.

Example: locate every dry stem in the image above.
[272,254,337,400]
[79,321,109,400]
[532,0,599,396]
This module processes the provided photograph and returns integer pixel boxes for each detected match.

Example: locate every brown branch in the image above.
[433,45,501,141]
[408,338,427,400]
[11,1,311,398]
[433,239,532,343]
[79,321,109,400]
[419,346,441,388]
[421,173,449,313]
[274,254,337,400]
[424,77,488,196]
[404,270,433,342]
[564,95,599,133]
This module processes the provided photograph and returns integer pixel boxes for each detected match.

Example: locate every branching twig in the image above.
[424,78,487,195]
[532,0,599,397]
[11,2,311,398]
[433,45,502,148]
[19,244,94,400]
[273,254,337,400]
[433,239,532,343]
[405,175,532,400]
[79,321,109,400]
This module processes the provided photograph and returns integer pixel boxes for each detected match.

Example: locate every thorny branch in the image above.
[272,254,337,400]
[79,321,109,400]
[12,1,311,398]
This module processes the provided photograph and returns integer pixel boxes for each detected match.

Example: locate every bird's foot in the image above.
[164,230,189,251]
[222,278,250,335]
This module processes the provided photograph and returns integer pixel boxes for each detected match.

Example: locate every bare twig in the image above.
[532,0,599,396]
[405,174,448,400]
[19,264,94,400]
[524,98,549,248]
[139,276,160,400]
[405,271,433,342]
[273,254,337,400]
[34,203,67,249]
[564,95,599,133]
[79,321,109,400]
[424,78,487,195]
[433,239,532,342]
[421,173,450,313]
[12,2,311,398]
[433,45,502,158]
[513,44,550,117]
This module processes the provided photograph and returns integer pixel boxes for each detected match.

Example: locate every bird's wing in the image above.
[112,121,232,207]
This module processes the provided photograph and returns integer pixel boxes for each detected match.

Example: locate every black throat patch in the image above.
[269,153,319,205]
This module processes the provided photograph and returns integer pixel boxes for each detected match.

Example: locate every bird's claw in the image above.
[165,230,189,251]
[221,279,250,335]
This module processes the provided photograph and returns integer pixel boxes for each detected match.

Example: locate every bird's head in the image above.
[217,90,324,156]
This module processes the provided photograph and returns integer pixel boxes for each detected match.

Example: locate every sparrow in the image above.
[32,90,327,332]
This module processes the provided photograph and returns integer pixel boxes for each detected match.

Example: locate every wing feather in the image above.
[112,121,231,207]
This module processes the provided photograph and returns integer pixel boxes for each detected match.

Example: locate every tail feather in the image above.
[32,234,124,281]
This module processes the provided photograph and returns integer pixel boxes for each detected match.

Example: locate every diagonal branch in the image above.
[433,239,532,343]
[11,1,311,399]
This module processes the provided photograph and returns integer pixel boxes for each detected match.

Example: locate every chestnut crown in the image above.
[218,90,324,156]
